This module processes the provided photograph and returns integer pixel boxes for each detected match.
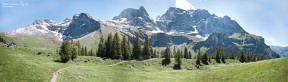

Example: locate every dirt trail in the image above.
[50,67,69,82]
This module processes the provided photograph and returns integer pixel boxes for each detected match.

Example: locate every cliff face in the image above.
[193,33,279,59]
[63,13,101,39]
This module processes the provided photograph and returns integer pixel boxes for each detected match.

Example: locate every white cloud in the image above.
[175,0,196,10]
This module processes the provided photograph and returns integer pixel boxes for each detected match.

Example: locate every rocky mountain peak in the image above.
[63,13,100,39]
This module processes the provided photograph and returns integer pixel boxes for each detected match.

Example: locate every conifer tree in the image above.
[122,36,131,60]
[105,33,113,58]
[81,46,84,56]
[184,47,189,59]
[162,45,171,65]
[84,46,87,56]
[132,33,141,60]
[59,40,71,63]
[229,50,235,59]
[214,48,221,63]
[71,46,78,60]
[97,35,105,58]
[196,50,202,65]
[112,33,122,59]
[174,49,182,69]
[201,52,209,65]
[142,34,151,59]
[127,42,132,60]
[188,51,192,59]
[238,50,245,63]
[77,40,81,56]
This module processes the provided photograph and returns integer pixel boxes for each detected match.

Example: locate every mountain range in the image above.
[4,6,279,58]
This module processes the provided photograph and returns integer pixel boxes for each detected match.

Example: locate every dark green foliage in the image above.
[105,33,113,58]
[97,35,105,58]
[112,33,122,59]
[238,50,245,63]
[188,51,192,59]
[229,50,235,59]
[184,47,189,59]
[162,45,171,66]
[196,50,201,65]
[71,46,78,60]
[132,33,142,60]
[142,34,151,59]
[0,36,6,44]
[77,40,81,56]
[152,49,157,58]
[173,49,182,70]
[59,40,72,63]
[201,53,209,65]
[122,36,131,60]
[81,46,85,56]
[84,46,88,56]
[88,49,94,56]
[214,48,221,63]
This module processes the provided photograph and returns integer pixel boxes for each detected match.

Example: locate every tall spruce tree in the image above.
[184,47,189,59]
[238,50,245,63]
[132,33,141,60]
[126,42,132,60]
[97,35,105,58]
[229,50,235,59]
[142,34,151,59]
[105,33,113,58]
[59,40,71,63]
[162,45,171,65]
[71,46,78,60]
[196,50,201,65]
[84,46,88,56]
[112,33,122,59]
[121,36,130,60]
[214,48,221,63]
[201,53,209,65]
[174,49,182,69]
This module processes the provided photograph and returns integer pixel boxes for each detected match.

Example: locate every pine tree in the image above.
[77,40,81,56]
[196,50,201,65]
[112,33,122,59]
[71,46,78,60]
[238,50,245,63]
[152,49,157,58]
[127,42,132,60]
[84,46,87,56]
[105,33,113,59]
[188,51,192,59]
[214,48,221,63]
[201,53,209,65]
[132,33,141,60]
[184,47,189,59]
[97,35,105,58]
[142,34,151,59]
[220,48,226,63]
[162,45,171,65]
[121,36,131,60]
[229,50,235,59]
[174,49,182,69]
[81,46,84,56]
[59,40,71,63]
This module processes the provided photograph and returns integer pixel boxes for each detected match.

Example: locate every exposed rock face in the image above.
[157,7,247,35]
[193,33,279,59]
[112,6,156,30]
[63,13,101,39]
[150,33,193,47]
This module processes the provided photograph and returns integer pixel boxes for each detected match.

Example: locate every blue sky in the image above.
[0,0,287,47]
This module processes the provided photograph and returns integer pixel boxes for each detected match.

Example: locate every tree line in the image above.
[0,36,7,44]
[96,33,155,60]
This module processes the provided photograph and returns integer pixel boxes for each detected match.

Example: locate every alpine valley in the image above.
[1,6,286,82]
